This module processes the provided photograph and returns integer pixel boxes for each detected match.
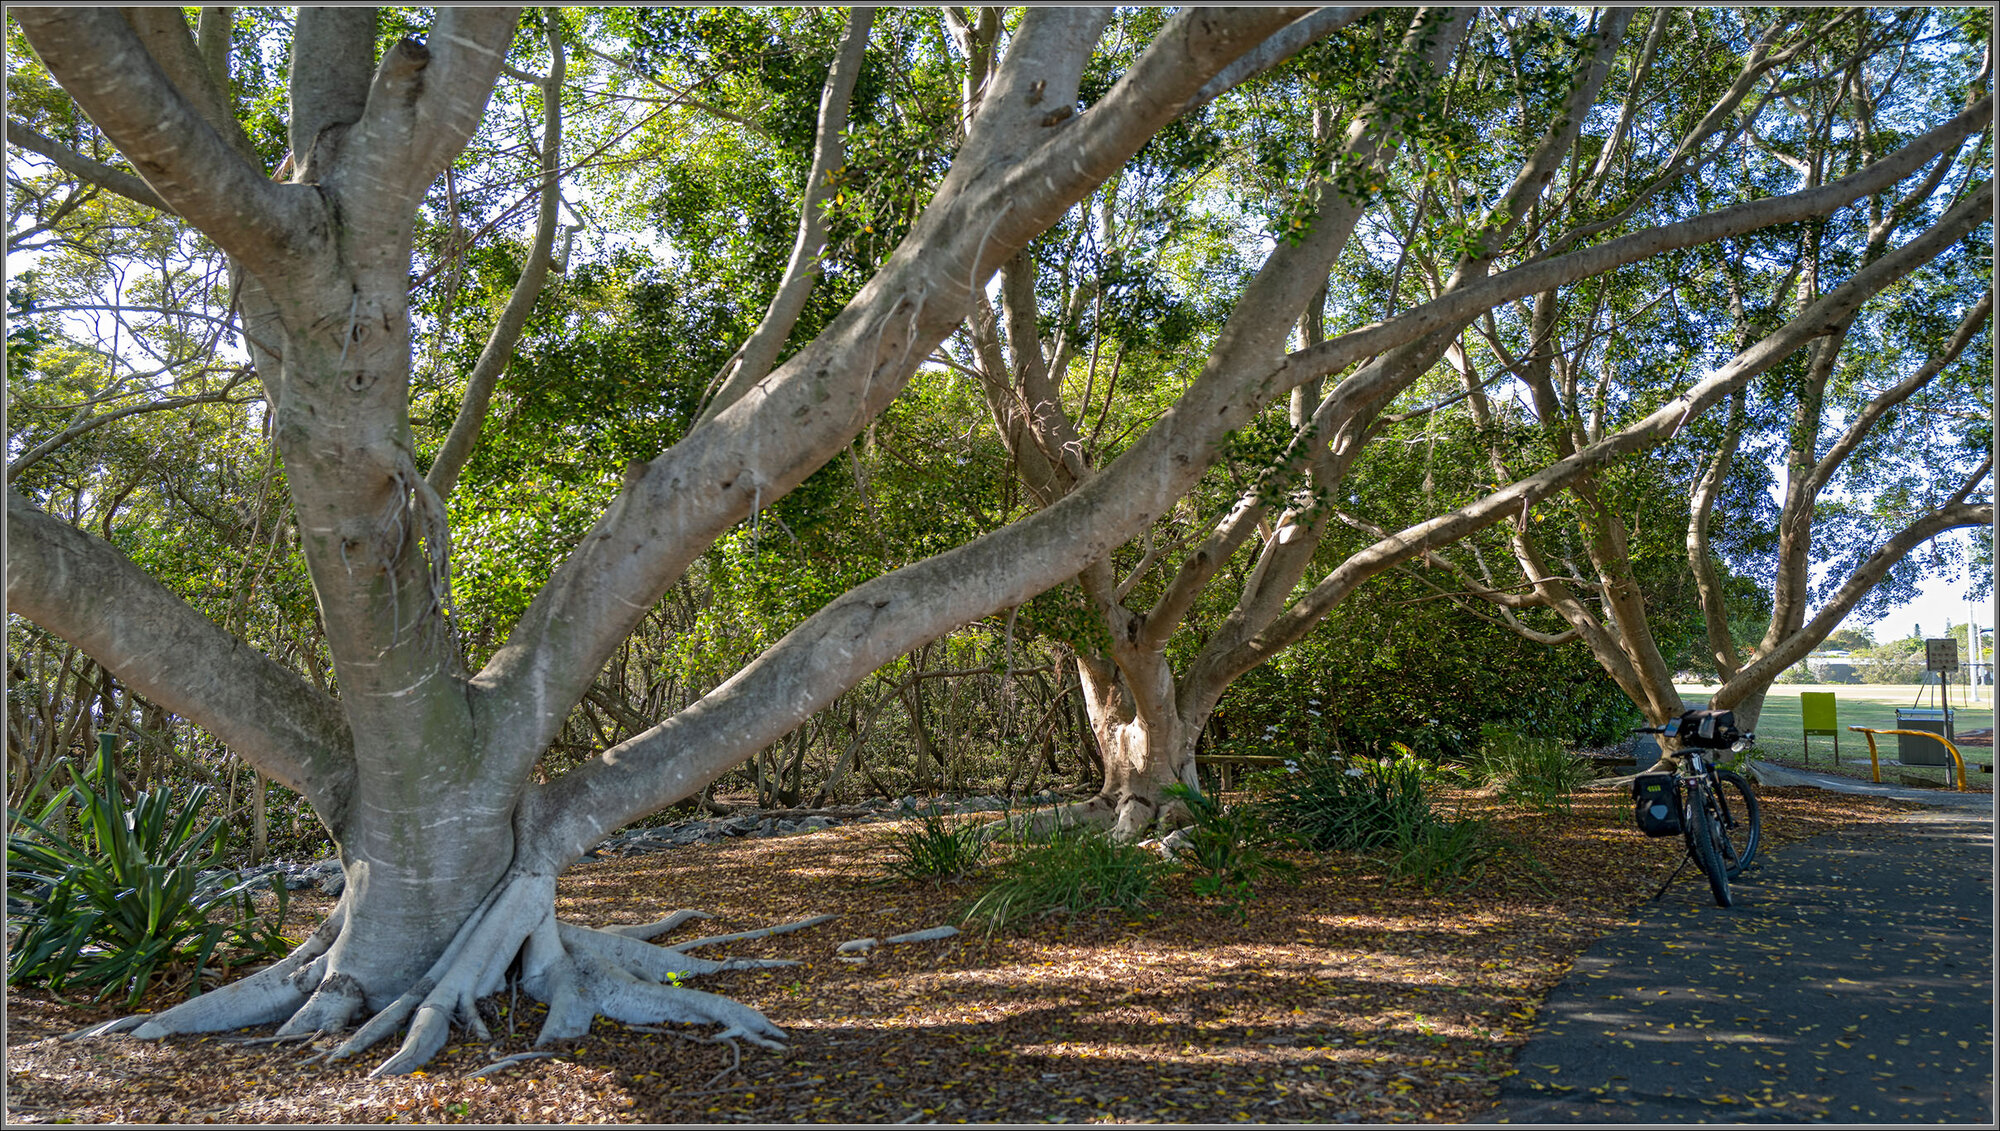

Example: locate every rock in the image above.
[802,815,835,829]
[318,870,345,897]
[837,937,880,954]
[1143,828,1193,861]
[885,925,959,944]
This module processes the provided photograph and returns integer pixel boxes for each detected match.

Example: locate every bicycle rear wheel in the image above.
[1713,769,1761,879]
[1685,783,1732,907]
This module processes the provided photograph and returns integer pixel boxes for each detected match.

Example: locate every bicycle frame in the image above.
[1634,709,1759,907]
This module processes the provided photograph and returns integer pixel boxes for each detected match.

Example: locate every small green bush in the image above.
[961,823,1168,932]
[1260,750,1434,852]
[1162,783,1300,921]
[1371,812,1509,891]
[1472,725,1593,813]
[878,806,990,884]
[6,734,292,1008]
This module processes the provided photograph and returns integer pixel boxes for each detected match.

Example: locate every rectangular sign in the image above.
[1925,637,1960,673]
[1800,691,1838,734]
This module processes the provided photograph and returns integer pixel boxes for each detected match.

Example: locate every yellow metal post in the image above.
[1847,726,1969,791]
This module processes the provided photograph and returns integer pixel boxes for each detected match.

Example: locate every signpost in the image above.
[1927,637,1960,730]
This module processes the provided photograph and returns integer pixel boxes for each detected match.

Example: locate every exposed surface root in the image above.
[670,913,837,950]
[66,903,348,1042]
[275,970,365,1038]
[463,1049,557,1078]
[57,870,829,1076]
[601,909,713,939]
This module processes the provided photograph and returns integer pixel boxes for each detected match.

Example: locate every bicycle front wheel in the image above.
[1685,783,1733,907]
[1713,769,1762,879]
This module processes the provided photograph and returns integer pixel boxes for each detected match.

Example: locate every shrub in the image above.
[1260,750,1434,852]
[1471,725,1593,813]
[961,822,1167,932]
[6,734,292,1008]
[1161,783,1300,920]
[878,805,989,885]
[1371,811,1511,891]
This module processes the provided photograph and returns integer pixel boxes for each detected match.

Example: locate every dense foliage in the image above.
[6,6,1986,872]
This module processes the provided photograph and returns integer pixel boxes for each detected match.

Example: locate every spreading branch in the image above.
[12,7,307,274]
[5,118,172,213]
[699,8,878,423]
[6,490,356,823]
[427,11,570,501]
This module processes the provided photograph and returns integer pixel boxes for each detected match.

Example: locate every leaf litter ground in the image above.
[6,786,1922,1124]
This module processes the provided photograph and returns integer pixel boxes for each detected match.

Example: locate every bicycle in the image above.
[1630,708,1762,907]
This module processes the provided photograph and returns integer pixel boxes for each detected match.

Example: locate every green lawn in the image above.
[1676,683,1996,790]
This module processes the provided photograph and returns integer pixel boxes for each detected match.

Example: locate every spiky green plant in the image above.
[7,734,292,1007]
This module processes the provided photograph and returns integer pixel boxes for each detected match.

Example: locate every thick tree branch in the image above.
[6,491,356,825]
[195,7,233,89]
[336,8,520,206]
[1717,500,1996,702]
[1687,391,1747,680]
[12,7,308,273]
[288,8,376,181]
[700,8,878,424]
[121,6,262,165]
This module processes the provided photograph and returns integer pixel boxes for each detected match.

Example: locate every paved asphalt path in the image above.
[1485,772,1993,1124]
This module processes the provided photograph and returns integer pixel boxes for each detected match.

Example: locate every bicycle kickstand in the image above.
[1650,852,1693,901]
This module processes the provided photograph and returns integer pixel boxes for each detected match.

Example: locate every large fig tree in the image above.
[4,6,1989,1078]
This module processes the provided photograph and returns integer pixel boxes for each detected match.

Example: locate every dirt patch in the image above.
[5,787,1921,1124]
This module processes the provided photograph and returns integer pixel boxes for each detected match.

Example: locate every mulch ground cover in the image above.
[6,785,1923,1125]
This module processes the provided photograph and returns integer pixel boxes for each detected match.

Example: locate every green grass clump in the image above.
[1260,750,1435,852]
[1258,747,1543,894]
[1372,811,1513,891]
[1162,783,1300,920]
[1471,725,1593,813]
[961,822,1168,931]
[878,806,990,885]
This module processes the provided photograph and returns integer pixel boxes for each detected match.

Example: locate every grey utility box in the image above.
[1894,707,1957,766]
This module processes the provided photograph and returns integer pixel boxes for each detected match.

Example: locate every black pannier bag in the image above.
[1632,773,1681,836]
